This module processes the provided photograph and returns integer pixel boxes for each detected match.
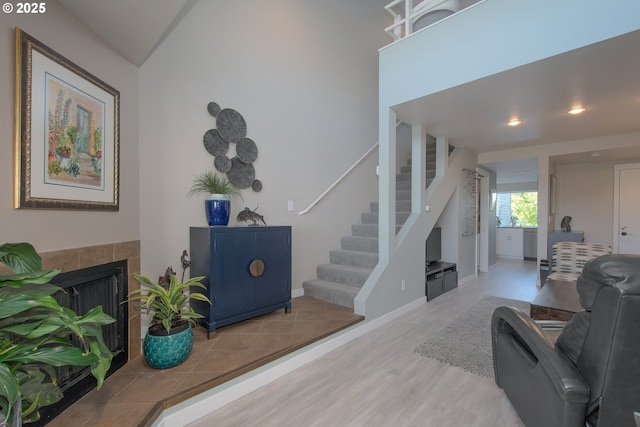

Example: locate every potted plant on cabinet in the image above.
[0,242,114,426]
[187,170,241,226]
[127,269,210,369]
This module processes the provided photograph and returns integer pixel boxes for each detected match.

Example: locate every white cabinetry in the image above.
[497,228,524,259]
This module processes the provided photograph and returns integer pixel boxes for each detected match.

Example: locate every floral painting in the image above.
[15,28,119,210]
[46,76,105,189]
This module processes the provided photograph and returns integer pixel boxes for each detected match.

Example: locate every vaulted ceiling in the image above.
[57,1,640,183]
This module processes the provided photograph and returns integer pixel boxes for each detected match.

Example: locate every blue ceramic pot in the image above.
[143,323,193,369]
[205,194,230,226]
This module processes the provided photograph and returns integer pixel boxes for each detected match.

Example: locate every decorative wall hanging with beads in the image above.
[204,102,262,192]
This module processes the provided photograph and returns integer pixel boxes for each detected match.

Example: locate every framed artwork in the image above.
[14,28,120,210]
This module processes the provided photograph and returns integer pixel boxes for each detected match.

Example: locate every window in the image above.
[496,192,538,227]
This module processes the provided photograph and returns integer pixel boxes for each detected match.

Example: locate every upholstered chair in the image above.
[491,254,640,427]
[546,242,611,283]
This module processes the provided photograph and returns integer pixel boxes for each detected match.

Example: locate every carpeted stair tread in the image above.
[370,200,411,213]
[396,189,411,200]
[351,223,401,237]
[361,211,410,225]
[396,172,411,182]
[351,223,378,237]
[330,248,379,269]
[305,153,434,310]
[317,263,372,287]
[341,235,378,252]
[397,180,411,191]
[302,279,358,309]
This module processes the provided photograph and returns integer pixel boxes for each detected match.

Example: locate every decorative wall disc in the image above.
[236,138,258,163]
[227,157,255,189]
[217,108,247,143]
[203,129,229,156]
[203,101,262,193]
[214,154,232,173]
[207,102,221,117]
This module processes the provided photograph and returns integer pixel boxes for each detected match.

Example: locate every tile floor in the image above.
[47,296,363,427]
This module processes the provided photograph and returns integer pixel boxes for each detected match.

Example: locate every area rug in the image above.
[415,295,530,378]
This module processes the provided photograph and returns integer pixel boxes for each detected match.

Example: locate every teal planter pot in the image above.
[143,323,193,369]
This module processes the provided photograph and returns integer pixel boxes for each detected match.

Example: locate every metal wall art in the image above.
[204,102,262,192]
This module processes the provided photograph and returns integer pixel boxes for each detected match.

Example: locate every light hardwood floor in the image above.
[186,259,538,427]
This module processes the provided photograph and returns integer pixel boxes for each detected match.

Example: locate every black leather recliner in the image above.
[491,254,640,427]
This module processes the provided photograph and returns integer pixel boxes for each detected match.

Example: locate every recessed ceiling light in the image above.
[506,119,522,126]
[568,106,587,115]
[590,152,601,157]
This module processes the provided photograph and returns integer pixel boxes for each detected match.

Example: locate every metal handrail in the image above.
[298,121,405,216]
[298,143,379,215]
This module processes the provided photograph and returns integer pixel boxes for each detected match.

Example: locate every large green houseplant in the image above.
[127,270,210,369]
[188,170,241,226]
[0,243,114,425]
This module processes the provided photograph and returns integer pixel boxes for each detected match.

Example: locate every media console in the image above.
[426,261,457,301]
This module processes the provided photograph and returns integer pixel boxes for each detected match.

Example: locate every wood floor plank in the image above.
[186,260,537,427]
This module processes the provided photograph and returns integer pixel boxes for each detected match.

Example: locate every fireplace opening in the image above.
[34,260,128,425]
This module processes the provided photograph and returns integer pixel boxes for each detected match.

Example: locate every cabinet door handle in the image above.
[249,259,265,277]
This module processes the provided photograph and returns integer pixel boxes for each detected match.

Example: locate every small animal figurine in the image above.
[237,206,267,226]
[180,250,190,282]
[561,215,572,232]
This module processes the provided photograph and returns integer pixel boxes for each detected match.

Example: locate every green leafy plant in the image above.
[511,192,538,226]
[66,125,78,144]
[0,243,114,424]
[127,273,210,334]
[94,127,102,152]
[187,170,241,199]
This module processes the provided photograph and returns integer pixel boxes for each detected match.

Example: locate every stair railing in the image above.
[385,0,460,41]
[299,121,405,215]
[298,143,379,215]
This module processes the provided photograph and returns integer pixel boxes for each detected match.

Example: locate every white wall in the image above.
[554,159,640,245]
[496,181,537,193]
[0,3,139,251]
[378,0,640,109]
[138,0,389,289]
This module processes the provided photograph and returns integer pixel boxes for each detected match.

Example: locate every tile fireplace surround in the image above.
[0,241,142,365]
[2,241,365,426]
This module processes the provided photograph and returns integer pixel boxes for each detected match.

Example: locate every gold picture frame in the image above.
[14,28,120,210]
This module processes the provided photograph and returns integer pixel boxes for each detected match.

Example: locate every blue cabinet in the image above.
[190,226,292,335]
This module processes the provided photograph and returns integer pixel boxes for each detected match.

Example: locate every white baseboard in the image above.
[291,287,304,298]
[458,273,476,286]
[153,296,426,427]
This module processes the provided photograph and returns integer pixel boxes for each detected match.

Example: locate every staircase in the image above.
[303,143,437,309]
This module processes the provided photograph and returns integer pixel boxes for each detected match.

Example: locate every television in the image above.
[426,227,442,266]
